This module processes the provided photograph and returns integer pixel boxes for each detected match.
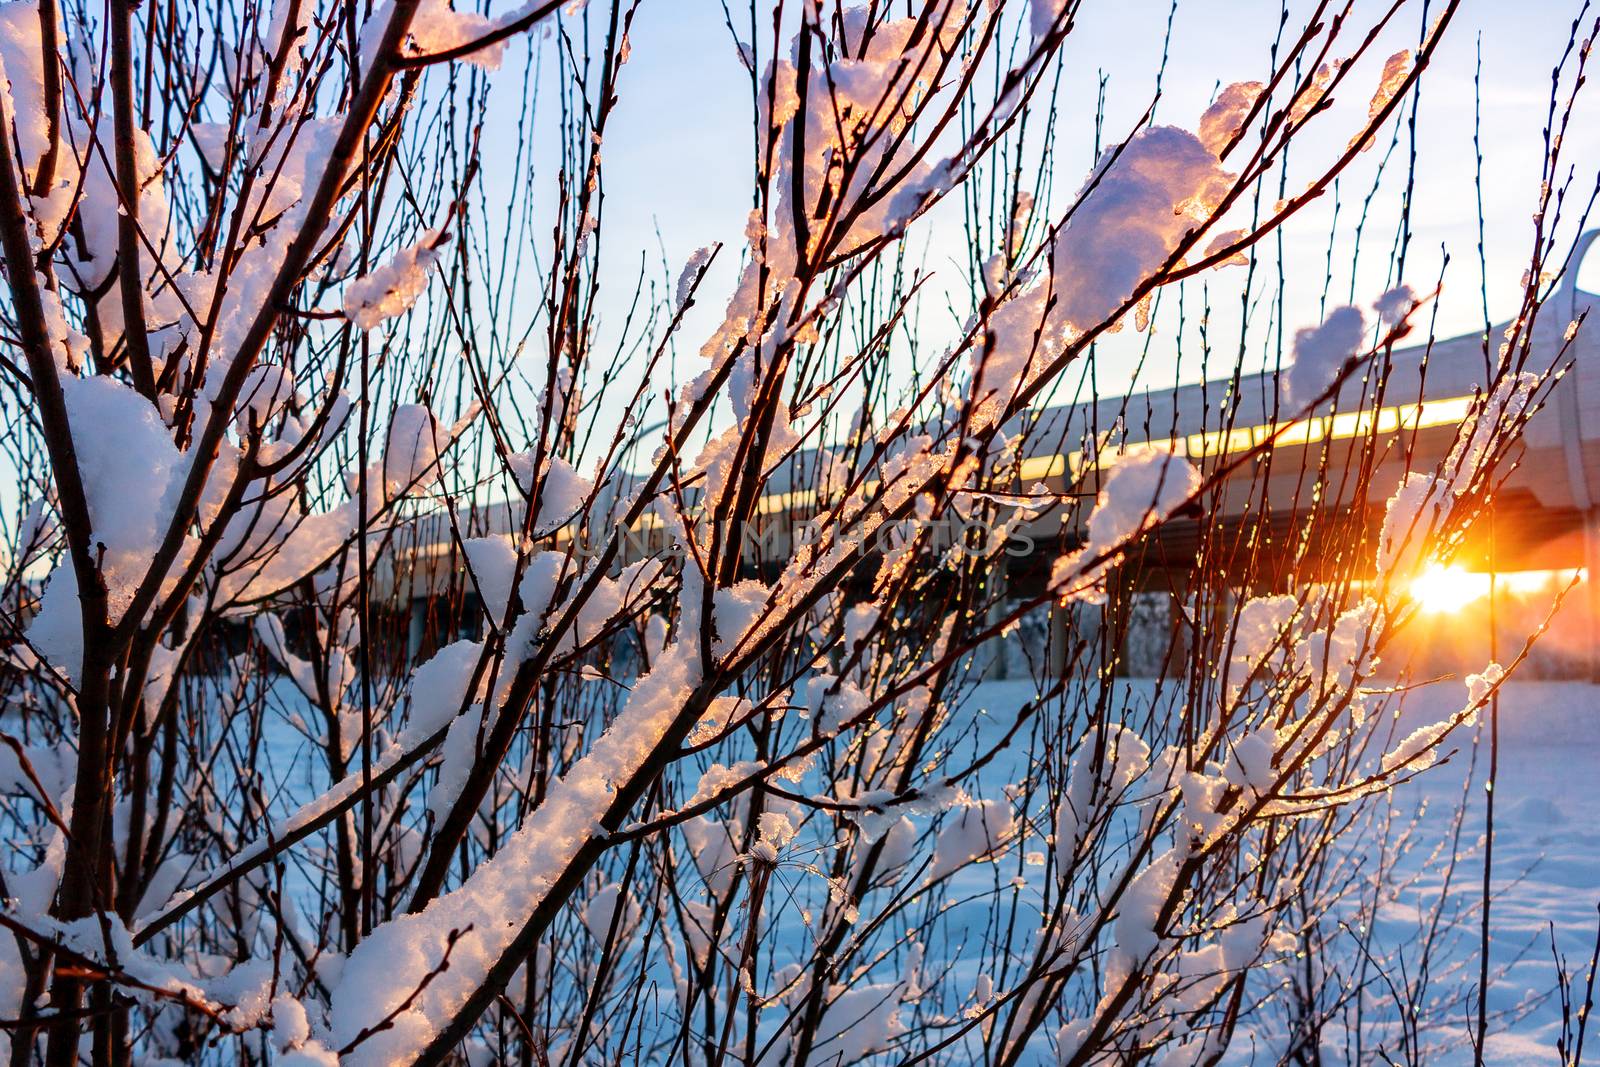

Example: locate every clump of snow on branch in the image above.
[462,535,519,626]
[1381,663,1503,774]
[1050,127,1233,333]
[973,85,1254,416]
[1054,725,1150,866]
[381,403,442,497]
[1051,450,1200,602]
[328,639,703,1065]
[507,451,593,534]
[675,245,714,308]
[927,797,1014,882]
[1280,305,1366,408]
[1029,0,1067,36]
[362,0,513,70]
[1377,373,1537,574]
[1198,81,1264,154]
[343,230,447,330]
[1368,50,1413,121]
[27,378,183,680]
[1374,284,1415,325]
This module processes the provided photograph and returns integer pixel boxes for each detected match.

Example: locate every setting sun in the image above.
[1405,564,1584,614]
[1409,563,1491,614]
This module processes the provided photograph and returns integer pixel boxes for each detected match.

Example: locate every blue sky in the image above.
[525,0,1600,432]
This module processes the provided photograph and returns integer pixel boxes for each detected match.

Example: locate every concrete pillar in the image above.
[1049,600,1069,681]
[1107,564,1138,679]
[981,592,1010,681]
[407,598,425,665]
[1163,569,1193,681]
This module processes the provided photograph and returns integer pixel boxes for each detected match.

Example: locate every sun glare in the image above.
[1404,564,1586,613]
[1409,563,1490,614]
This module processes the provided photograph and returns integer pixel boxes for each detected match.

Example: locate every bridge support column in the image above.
[407,597,426,665]
[981,585,1010,681]
[1162,571,1193,682]
[1049,601,1069,681]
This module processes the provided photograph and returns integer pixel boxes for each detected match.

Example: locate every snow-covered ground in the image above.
[246,674,1597,1063]
[1385,681,1600,1066]
[948,678,1600,1065]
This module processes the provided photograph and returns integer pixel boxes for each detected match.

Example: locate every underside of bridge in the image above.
[992,492,1600,681]
[1001,489,1592,597]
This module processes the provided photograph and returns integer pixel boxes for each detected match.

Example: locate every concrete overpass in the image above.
[394,234,1600,670]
